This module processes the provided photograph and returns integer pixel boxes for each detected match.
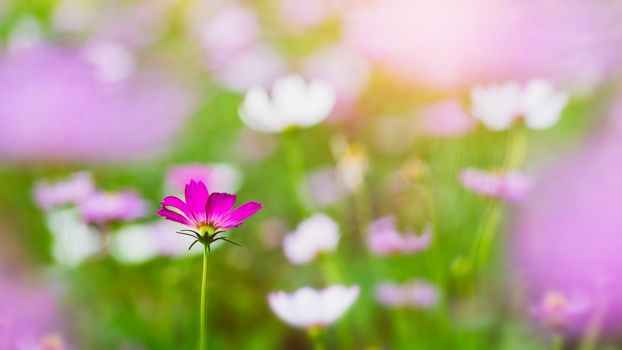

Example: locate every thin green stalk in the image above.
[308,327,325,350]
[468,128,528,272]
[199,243,208,350]
[552,332,564,350]
[283,130,310,216]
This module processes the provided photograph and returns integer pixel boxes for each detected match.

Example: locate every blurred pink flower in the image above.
[282,214,340,264]
[376,280,439,309]
[513,99,622,335]
[532,291,591,331]
[367,217,431,256]
[33,172,95,210]
[417,100,476,137]
[166,163,242,194]
[212,45,287,92]
[157,180,262,233]
[268,285,359,329]
[305,167,349,207]
[196,4,260,68]
[0,46,194,163]
[344,0,622,89]
[280,0,333,31]
[302,45,370,119]
[79,191,147,225]
[0,277,66,350]
[460,168,531,203]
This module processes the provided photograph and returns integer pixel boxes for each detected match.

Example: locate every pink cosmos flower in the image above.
[157,180,262,247]
[78,191,147,225]
[513,98,622,336]
[33,172,95,210]
[417,100,476,137]
[268,285,360,329]
[367,217,432,256]
[460,168,532,203]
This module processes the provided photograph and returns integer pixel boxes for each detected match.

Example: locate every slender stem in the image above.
[308,327,325,350]
[552,332,564,350]
[283,130,310,216]
[199,243,208,350]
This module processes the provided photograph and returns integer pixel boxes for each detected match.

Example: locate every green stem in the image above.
[283,130,310,216]
[552,332,564,350]
[468,128,528,272]
[199,243,208,350]
[308,327,325,350]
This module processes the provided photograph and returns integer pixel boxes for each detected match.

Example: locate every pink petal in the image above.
[221,201,262,229]
[156,208,191,225]
[184,180,209,223]
[206,192,237,227]
[161,195,191,217]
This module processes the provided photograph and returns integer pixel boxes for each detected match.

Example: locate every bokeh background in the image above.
[2,0,622,349]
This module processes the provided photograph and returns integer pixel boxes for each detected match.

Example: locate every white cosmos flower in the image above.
[470,79,568,130]
[268,285,360,329]
[239,74,336,133]
[45,208,101,268]
[282,214,340,264]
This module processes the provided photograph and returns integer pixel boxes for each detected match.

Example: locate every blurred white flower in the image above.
[239,74,336,133]
[471,79,568,130]
[7,17,44,52]
[45,208,102,268]
[53,0,97,33]
[111,224,158,264]
[268,285,360,329]
[283,214,339,264]
[33,172,95,210]
[111,221,203,264]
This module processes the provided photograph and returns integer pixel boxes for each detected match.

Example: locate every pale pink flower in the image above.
[302,45,370,119]
[532,291,591,331]
[166,163,242,194]
[305,167,349,207]
[196,4,260,68]
[79,191,147,224]
[213,45,286,93]
[34,172,95,210]
[268,285,360,329]
[283,214,340,264]
[417,100,476,137]
[280,0,333,31]
[0,46,195,163]
[344,0,622,89]
[460,168,531,203]
[0,277,66,350]
[376,280,440,309]
[367,217,432,256]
